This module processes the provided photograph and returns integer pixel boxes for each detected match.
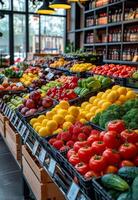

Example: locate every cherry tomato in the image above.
[119,143,137,160]
[103,148,121,166]
[78,146,93,163]
[103,131,121,149]
[121,129,138,143]
[107,120,126,133]
[91,141,106,155]
[75,162,89,175]
[89,155,107,172]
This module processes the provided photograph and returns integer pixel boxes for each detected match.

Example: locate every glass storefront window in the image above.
[29,15,39,53]
[28,0,41,12]
[0,15,10,67]
[0,0,11,10]
[13,0,25,11]
[40,16,65,54]
[14,14,26,62]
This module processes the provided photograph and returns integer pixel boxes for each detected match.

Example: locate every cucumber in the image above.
[108,190,120,200]
[132,176,138,200]
[118,167,138,181]
[101,174,129,191]
[117,191,132,200]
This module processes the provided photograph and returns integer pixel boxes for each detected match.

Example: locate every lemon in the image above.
[117,87,127,95]
[37,115,46,122]
[63,122,73,130]
[112,85,120,90]
[38,127,50,137]
[65,115,76,123]
[33,122,41,129]
[86,113,92,120]
[59,100,70,110]
[89,96,96,104]
[53,128,63,135]
[30,118,37,126]
[42,119,48,127]
[58,109,68,117]
[98,100,106,107]
[47,120,58,132]
[97,92,104,98]
[35,126,42,132]
[126,91,136,99]
[102,102,112,109]
[53,114,64,125]
[46,111,55,120]
[68,106,80,117]
[80,118,87,124]
[93,98,100,106]
[90,106,98,113]
[85,104,92,111]
[106,91,119,103]
[118,95,127,103]
[81,102,89,108]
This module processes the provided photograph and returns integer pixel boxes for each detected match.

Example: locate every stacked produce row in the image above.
[0,55,138,200]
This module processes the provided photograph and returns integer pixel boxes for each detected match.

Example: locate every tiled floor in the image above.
[0,137,24,200]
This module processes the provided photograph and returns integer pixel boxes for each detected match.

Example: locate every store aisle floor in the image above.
[0,136,24,200]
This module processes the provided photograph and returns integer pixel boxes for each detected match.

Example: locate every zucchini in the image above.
[118,167,138,181]
[132,176,138,200]
[117,191,132,200]
[101,174,129,191]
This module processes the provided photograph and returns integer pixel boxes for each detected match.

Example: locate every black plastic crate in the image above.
[92,178,113,200]
[126,78,138,89]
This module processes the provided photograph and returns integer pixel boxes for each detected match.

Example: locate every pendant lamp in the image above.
[50,0,71,9]
[37,0,56,15]
[68,0,79,2]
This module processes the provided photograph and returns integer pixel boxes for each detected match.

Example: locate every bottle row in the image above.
[86,8,138,27]
[89,0,121,10]
[86,27,138,44]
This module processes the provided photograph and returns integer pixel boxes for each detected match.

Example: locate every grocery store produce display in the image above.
[0,55,138,200]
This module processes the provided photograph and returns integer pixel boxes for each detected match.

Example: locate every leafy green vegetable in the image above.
[122,108,138,129]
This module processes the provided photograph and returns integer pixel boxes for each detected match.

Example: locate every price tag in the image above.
[13,116,18,126]
[45,67,50,72]
[17,121,22,131]
[46,72,54,80]
[67,182,79,200]
[20,125,27,137]
[32,140,39,155]
[39,148,46,164]
[24,130,30,143]
[48,158,56,176]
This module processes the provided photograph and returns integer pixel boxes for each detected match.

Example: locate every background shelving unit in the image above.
[67,0,138,65]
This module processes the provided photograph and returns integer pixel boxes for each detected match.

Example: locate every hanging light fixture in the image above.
[37,0,56,15]
[68,0,79,2]
[50,0,71,9]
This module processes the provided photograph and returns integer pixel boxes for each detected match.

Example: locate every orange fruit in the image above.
[106,91,118,103]
[68,106,80,117]
[47,120,58,132]
[89,96,96,104]
[63,122,73,130]
[59,100,70,110]
[117,87,127,95]
[53,114,64,125]
[38,127,50,137]
[30,118,37,126]
[126,91,136,99]
[65,115,76,123]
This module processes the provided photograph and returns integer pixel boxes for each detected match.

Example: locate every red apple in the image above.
[26,99,36,109]
[42,98,53,108]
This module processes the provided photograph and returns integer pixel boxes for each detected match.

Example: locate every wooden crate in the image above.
[0,112,7,137]
[5,121,21,164]
[22,145,65,200]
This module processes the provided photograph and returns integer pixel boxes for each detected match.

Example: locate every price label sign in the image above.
[48,158,56,176]
[39,148,46,164]
[32,140,39,155]
[46,72,54,80]
[67,182,79,200]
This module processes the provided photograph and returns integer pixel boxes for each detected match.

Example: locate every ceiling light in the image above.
[37,0,56,15]
[50,0,71,9]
